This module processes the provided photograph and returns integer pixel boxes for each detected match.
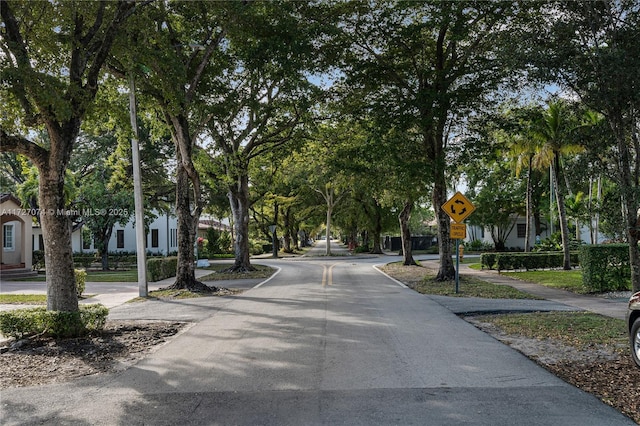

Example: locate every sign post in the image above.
[442,192,475,294]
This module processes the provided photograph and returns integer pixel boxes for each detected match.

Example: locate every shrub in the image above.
[146,256,177,282]
[355,245,370,253]
[533,231,583,252]
[0,304,108,339]
[250,241,266,255]
[579,244,631,293]
[480,253,497,269]
[482,251,579,271]
[75,269,87,297]
[465,239,494,252]
[73,252,96,268]
[108,252,137,270]
[32,250,45,270]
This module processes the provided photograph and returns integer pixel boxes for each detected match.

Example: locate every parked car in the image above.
[627,291,640,368]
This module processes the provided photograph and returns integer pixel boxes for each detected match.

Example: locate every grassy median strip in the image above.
[0,294,47,304]
[198,264,274,281]
[380,262,542,299]
[416,274,543,299]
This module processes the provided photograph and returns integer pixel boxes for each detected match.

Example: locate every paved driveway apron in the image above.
[1,257,635,425]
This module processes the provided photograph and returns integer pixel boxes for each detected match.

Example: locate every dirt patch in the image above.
[0,320,188,388]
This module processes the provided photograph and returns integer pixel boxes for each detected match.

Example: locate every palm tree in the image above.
[508,129,541,252]
[532,102,584,270]
[565,191,588,241]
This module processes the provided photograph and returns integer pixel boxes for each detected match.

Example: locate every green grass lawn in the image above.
[418,262,587,296]
[199,264,275,281]
[416,273,543,299]
[84,270,139,282]
[0,294,47,304]
[500,269,585,293]
[14,269,140,282]
[11,263,277,285]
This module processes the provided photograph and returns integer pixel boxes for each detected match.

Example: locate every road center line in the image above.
[322,263,338,286]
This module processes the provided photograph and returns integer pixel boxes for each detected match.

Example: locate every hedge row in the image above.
[147,256,178,282]
[579,244,630,292]
[33,251,162,269]
[0,304,108,339]
[480,251,579,271]
[72,254,137,268]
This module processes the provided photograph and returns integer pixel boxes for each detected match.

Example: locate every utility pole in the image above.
[129,74,148,297]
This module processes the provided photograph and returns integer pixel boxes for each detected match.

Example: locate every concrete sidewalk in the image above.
[420,259,631,320]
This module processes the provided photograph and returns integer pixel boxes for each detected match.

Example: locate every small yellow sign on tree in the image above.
[442,192,476,223]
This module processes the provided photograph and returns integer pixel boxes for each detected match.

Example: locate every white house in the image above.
[32,211,230,255]
[466,216,608,250]
[0,194,34,271]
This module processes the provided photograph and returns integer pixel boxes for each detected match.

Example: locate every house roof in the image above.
[199,218,231,232]
[0,193,23,206]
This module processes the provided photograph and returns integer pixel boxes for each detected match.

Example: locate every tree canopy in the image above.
[2,0,640,307]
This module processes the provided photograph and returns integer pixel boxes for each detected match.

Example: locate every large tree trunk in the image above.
[40,170,78,312]
[169,165,210,291]
[228,171,255,272]
[283,207,293,253]
[370,201,384,254]
[98,226,113,271]
[399,200,416,266]
[166,118,209,292]
[325,187,334,256]
[612,119,640,293]
[433,182,456,280]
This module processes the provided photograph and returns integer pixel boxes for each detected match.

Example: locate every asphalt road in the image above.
[1,241,635,425]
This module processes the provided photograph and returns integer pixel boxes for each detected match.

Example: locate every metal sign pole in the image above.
[455,238,460,294]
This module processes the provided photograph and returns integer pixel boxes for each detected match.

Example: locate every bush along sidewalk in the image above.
[480,251,579,271]
[0,304,108,339]
[579,244,630,292]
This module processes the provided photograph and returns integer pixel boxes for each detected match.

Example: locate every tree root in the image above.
[221,264,256,274]
[163,278,216,293]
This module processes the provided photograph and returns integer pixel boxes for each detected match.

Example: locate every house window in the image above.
[517,223,527,238]
[3,224,14,250]
[170,228,177,247]
[116,230,125,249]
[151,229,159,248]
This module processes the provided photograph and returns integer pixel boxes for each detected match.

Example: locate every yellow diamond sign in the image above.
[442,192,476,223]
